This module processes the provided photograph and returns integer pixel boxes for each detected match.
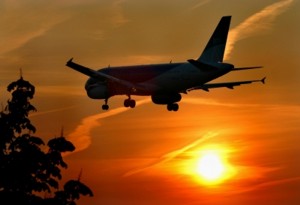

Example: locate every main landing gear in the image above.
[124,98,136,108]
[101,96,178,111]
[101,97,136,110]
[102,104,109,110]
[167,103,179,112]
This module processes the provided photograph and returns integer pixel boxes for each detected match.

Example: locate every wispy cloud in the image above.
[30,105,77,118]
[66,99,150,153]
[84,0,129,41]
[0,1,69,56]
[183,97,240,107]
[111,0,130,28]
[0,18,66,56]
[230,176,300,195]
[224,0,294,60]
[187,0,211,11]
[114,55,171,65]
[124,132,218,177]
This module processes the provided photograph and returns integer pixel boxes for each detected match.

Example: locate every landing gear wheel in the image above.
[124,99,130,107]
[124,99,136,108]
[102,104,109,110]
[167,103,179,112]
[102,98,109,110]
[129,100,136,108]
[172,103,179,111]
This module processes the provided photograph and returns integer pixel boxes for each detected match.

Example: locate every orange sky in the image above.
[1,0,300,205]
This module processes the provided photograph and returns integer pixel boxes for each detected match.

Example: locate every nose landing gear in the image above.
[102,98,109,110]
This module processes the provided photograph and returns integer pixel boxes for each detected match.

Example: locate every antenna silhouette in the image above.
[60,126,64,137]
[20,68,23,79]
[78,168,83,181]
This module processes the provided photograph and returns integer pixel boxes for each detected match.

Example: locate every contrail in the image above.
[123,132,218,177]
[30,105,77,118]
[224,0,294,60]
[231,176,300,195]
[66,99,150,154]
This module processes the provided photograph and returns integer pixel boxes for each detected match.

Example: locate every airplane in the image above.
[66,16,265,111]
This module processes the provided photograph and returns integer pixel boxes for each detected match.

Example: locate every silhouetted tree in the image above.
[0,76,93,205]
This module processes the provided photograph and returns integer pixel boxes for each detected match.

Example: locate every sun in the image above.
[184,145,236,185]
[176,144,236,186]
[196,151,225,181]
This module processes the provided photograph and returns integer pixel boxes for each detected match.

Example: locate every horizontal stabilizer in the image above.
[188,77,266,92]
[232,66,263,71]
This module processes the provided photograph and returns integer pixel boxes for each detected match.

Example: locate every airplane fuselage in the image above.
[85,62,232,100]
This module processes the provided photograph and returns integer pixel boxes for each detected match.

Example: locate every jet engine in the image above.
[151,93,182,105]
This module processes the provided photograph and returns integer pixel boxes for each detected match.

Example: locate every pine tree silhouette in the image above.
[0,76,93,205]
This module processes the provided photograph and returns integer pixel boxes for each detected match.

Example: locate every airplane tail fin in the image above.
[198,16,231,63]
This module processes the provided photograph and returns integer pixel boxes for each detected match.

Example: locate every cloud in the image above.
[0,17,67,56]
[66,99,150,154]
[112,55,171,65]
[188,0,211,11]
[0,1,69,56]
[30,105,77,118]
[123,132,218,177]
[224,0,294,60]
[111,0,130,28]
[230,176,300,195]
[183,97,240,107]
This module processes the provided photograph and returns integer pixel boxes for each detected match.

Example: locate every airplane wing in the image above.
[187,77,266,92]
[66,58,139,93]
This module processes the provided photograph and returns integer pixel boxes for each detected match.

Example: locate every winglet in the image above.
[67,58,74,65]
[261,77,266,84]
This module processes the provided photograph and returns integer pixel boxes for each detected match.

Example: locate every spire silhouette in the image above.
[20,68,23,79]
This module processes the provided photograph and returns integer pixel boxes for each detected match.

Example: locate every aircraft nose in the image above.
[86,85,108,99]
[85,83,92,91]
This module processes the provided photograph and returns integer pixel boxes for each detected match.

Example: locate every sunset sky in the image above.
[1,0,300,204]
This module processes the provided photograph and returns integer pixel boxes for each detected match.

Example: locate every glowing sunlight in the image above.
[182,144,237,186]
[196,150,225,181]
